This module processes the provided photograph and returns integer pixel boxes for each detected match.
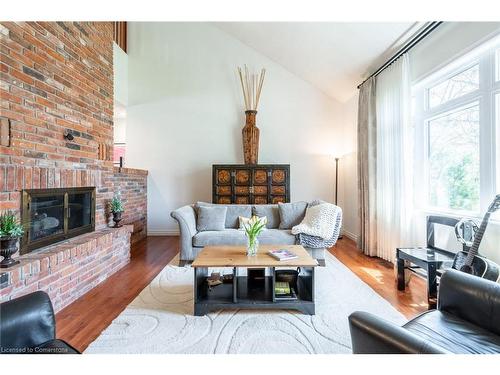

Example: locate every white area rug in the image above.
[85,252,406,354]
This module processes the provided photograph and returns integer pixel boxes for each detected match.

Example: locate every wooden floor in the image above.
[56,236,428,352]
[329,238,428,318]
[55,236,179,352]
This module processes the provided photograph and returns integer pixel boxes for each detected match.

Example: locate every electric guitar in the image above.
[452,194,500,282]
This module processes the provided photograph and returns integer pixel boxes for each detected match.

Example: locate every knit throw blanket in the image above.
[292,201,342,249]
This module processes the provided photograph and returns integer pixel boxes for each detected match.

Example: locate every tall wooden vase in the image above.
[242,110,259,165]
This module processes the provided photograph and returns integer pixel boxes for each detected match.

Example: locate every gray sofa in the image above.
[171,202,327,266]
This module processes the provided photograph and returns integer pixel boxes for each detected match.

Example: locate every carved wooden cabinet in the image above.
[213,164,290,204]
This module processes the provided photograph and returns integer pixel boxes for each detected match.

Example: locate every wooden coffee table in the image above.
[192,245,318,316]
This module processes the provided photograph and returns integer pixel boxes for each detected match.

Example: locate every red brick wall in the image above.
[111,167,148,243]
[0,22,148,309]
[0,22,114,227]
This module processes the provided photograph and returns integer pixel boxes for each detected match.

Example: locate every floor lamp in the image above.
[335,157,343,239]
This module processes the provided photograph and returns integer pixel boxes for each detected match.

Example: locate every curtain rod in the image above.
[357,21,443,89]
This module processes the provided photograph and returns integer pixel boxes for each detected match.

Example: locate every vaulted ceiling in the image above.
[215,22,419,102]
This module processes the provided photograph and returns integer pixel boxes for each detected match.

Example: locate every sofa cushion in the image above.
[193,229,296,247]
[196,206,227,232]
[403,310,500,354]
[259,229,296,245]
[278,201,307,229]
[196,202,252,229]
[253,204,280,229]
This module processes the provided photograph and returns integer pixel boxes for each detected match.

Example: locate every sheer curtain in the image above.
[357,77,378,256]
[375,54,413,262]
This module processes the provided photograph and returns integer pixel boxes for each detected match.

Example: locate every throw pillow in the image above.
[238,216,267,231]
[196,206,227,232]
[195,202,252,229]
[278,201,307,229]
[253,205,280,228]
[238,216,251,230]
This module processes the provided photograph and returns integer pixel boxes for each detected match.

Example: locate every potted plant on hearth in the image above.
[0,211,24,268]
[242,216,267,256]
[109,193,124,228]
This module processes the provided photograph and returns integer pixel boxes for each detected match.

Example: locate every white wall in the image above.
[338,94,359,241]
[126,23,344,234]
[113,115,126,144]
[410,22,500,82]
[113,43,128,146]
[113,42,128,106]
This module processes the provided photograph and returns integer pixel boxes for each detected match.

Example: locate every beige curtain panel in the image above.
[357,77,377,256]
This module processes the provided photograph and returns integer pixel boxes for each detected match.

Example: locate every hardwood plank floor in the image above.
[329,238,428,318]
[56,235,428,352]
[55,236,179,352]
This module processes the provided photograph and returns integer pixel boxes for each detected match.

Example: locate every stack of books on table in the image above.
[274,281,297,301]
[268,249,298,261]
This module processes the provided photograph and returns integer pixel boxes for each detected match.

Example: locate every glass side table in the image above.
[396,247,455,309]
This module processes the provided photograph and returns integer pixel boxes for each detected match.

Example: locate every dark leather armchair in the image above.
[349,269,500,354]
[0,291,80,354]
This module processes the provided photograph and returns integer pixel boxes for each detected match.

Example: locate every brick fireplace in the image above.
[0,22,147,311]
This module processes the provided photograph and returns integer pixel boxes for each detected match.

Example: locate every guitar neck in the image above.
[465,195,500,266]
[468,211,491,258]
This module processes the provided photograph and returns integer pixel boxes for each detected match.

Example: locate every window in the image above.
[427,103,480,212]
[428,65,479,108]
[413,38,500,215]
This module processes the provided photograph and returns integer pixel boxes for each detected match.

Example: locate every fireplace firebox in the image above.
[21,187,96,255]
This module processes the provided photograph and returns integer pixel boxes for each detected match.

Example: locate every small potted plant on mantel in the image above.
[0,211,24,268]
[109,193,124,228]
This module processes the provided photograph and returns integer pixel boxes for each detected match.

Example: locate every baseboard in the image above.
[147,229,179,236]
[341,229,359,242]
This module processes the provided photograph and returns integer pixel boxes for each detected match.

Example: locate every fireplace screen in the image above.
[21,187,95,255]
[29,194,65,242]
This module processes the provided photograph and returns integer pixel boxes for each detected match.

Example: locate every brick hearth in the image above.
[0,226,132,312]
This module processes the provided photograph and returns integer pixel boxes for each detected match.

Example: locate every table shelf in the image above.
[194,267,315,315]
